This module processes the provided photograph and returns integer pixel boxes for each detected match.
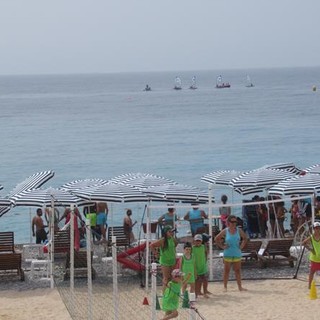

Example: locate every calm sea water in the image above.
[1,67,320,243]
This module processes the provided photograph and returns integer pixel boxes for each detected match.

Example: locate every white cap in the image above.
[194,234,203,241]
[313,222,320,228]
[171,269,184,277]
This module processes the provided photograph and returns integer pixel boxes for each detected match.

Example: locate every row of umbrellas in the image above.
[2,163,320,216]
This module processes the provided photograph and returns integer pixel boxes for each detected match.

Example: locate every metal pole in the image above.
[208,184,213,281]
[50,199,54,289]
[86,218,93,320]
[70,205,75,307]
[151,262,157,320]
[112,236,119,320]
[145,205,151,289]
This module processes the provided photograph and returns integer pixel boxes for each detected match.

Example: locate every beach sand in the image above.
[0,288,71,320]
[0,279,318,320]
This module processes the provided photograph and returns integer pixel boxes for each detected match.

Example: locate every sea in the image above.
[1,66,320,243]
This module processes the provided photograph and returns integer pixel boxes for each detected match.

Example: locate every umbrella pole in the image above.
[145,205,151,290]
[50,199,55,289]
[29,208,32,243]
[208,184,213,281]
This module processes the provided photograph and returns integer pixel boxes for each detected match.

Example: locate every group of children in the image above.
[159,232,211,320]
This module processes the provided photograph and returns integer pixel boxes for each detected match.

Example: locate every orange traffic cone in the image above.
[143,297,149,305]
[309,280,318,300]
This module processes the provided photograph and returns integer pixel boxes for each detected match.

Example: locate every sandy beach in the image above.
[0,278,318,320]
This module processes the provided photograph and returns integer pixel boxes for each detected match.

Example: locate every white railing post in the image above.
[151,262,157,320]
[112,236,119,320]
[86,218,93,320]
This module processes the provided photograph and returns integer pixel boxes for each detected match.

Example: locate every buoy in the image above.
[309,280,318,300]
[312,85,317,92]
[142,297,149,305]
[182,290,190,308]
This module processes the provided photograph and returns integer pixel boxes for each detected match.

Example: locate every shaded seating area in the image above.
[258,238,295,268]
[0,232,24,281]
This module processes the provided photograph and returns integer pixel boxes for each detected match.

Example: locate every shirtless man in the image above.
[32,208,47,244]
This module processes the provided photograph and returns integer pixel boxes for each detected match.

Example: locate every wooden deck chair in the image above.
[258,238,295,268]
[241,240,263,261]
[0,232,24,281]
[107,226,130,249]
[64,250,96,280]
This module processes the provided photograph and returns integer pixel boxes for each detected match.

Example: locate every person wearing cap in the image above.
[302,221,320,289]
[215,214,248,292]
[184,203,208,236]
[150,225,178,292]
[193,233,210,298]
[161,269,191,320]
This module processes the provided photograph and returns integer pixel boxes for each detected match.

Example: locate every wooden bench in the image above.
[107,226,130,249]
[0,232,15,253]
[64,250,96,280]
[0,232,24,281]
[242,240,263,261]
[258,238,295,268]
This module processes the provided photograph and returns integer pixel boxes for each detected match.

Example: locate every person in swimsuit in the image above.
[32,208,47,244]
[215,214,248,291]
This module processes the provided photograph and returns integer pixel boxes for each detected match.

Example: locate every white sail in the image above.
[174,76,182,90]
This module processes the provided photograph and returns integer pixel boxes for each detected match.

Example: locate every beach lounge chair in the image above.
[258,238,295,268]
[242,240,263,261]
[0,231,24,281]
[64,250,96,280]
[107,226,130,249]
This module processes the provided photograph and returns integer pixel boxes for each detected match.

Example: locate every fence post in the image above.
[112,236,119,320]
[151,262,157,320]
[86,218,93,320]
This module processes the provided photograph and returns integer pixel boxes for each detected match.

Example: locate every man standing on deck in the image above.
[32,208,47,244]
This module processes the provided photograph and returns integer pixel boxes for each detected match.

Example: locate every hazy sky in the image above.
[1,0,319,75]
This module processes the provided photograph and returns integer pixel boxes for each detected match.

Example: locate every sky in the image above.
[0,0,319,75]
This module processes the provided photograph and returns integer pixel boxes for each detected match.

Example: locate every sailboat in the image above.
[216,75,230,88]
[245,75,254,87]
[189,76,197,90]
[174,76,182,90]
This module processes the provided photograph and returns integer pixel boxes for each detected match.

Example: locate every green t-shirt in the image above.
[192,244,207,275]
[160,237,176,267]
[86,213,97,227]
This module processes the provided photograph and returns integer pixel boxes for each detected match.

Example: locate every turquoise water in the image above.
[1,67,320,242]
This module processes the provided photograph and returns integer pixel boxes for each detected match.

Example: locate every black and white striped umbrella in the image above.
[0,170,55,217]
[0,198,11,207]
[60,178,108,192]
[264,162,303,174]
[0,185,3,191]
[72,183,149,203]
[269,173,320,195]
[142,183,209,202]
[7,170,55,198]
[304,164,320,175]
[201,170,244,186]
[230,168,296,193]
[11,187,91,207]
[108,172,176,189]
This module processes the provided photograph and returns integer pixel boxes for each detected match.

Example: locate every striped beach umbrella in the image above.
[11,187,91,207]
[230,168,296,192]
[0,185,3,191]
[304,164,320,175]
[60,178,108,192]
[142,183,209,202]
[264,162,303,174]
[0,198,11,207]
[269,174,320,195]
[201,170,244,186]
[108,172,176,189]
[72,183,149,203]
[7,170,55,198]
